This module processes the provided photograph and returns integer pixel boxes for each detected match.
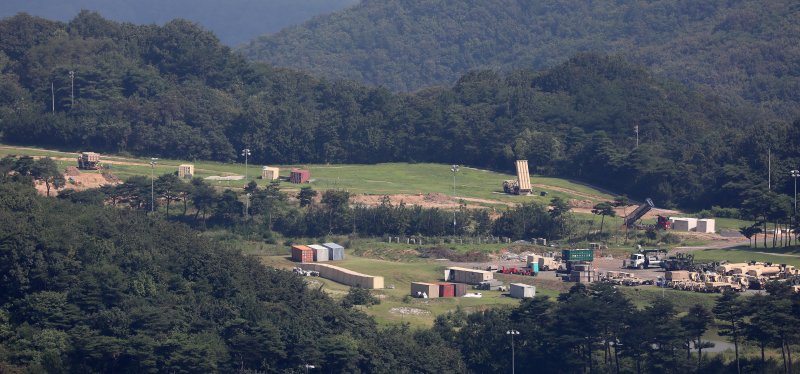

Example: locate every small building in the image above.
[322,242,345,261]
[438,283,456,297]
[444,267,493,285]
[411,282,439,298]
[672,218,698,232]
[696,219,715,233]
[291,245,314,263]
[510,283,536,299]
[308,244,329,262]
[290,168,311,184]
[261,166,280,180]
[178,164,194,179]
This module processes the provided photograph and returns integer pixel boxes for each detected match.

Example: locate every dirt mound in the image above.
[64,166,80,176]
[417,247,489,262]
[569,199,594,208]
[423,192,451,203]
[102,171,120,183]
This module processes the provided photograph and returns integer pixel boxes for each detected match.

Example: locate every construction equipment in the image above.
[502,160,532,195]
[77,152,101,170]
[623,249,667,269]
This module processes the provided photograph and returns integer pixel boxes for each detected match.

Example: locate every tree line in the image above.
[2,173,798,373]
[437,282,800,374]
[0,12,798,211]
[0,178,466,373]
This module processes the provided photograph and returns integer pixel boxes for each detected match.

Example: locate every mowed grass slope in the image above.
[0,144,616,204]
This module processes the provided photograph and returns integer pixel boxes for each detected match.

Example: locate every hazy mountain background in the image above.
[242,0,800,120]
[0,0,358,46]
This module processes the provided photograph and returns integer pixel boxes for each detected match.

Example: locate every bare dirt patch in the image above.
[350,193,511,209]
[389,307,432,316]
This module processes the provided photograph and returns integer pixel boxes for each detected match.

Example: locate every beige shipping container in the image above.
[410,282,439,298]
[261,166,280,180]
[672,218,698,232]
[696,219,715,233]
[299,263,384,289]
[444,267,493,284]
[178,164,194,178]
[509,283,536,299]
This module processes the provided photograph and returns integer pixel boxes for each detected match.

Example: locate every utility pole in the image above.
[69,71,75,109]
[451,164,459,236]
[149,158,158,213]
[51,82,55,113]
[506,330,519,374]
[241,148,251,182]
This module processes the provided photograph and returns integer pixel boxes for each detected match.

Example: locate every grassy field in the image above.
[0,144,616,205]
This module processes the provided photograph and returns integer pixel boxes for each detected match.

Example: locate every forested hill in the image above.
[241,0,800,119]
[0,12,797,209]
[0,0,357,46]
[0,179,464,372]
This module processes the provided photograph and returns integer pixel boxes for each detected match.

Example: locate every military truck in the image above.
[77,152,101,170]
[624,249,667,269]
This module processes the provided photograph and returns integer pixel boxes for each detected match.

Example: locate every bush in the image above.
[341,287,380,308]
[659,232,681,244]
[696,206,740,219]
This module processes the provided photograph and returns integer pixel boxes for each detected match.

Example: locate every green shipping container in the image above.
[562,249,594,262]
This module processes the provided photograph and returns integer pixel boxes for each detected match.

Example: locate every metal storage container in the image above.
[322,242,345,260]
[290,168,311,183]
[444,267,493,285]
[291,245,314,263]
[438,283,456,297]
[308,244,329,262]
[261,166,280,180]
[510,283,536,299]
[411,282,439,298]
[562,249,594,262]
[454,283,467,297]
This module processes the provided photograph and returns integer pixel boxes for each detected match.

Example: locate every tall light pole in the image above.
[68,70,75,109]
[506,330,519,374]
[241,148,251,182]
[791,169,799,215]
[150,158,158,213]
[634,125,639,148]
[451,164,459,236]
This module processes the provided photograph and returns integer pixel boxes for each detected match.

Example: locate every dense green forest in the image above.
[0,178,466,373]
[0,0,357,46]
[242,0,800,120]
[2,179,799,373]
[0,12,798,210]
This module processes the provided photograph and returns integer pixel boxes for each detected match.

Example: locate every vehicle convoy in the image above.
[624,249,667,269]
